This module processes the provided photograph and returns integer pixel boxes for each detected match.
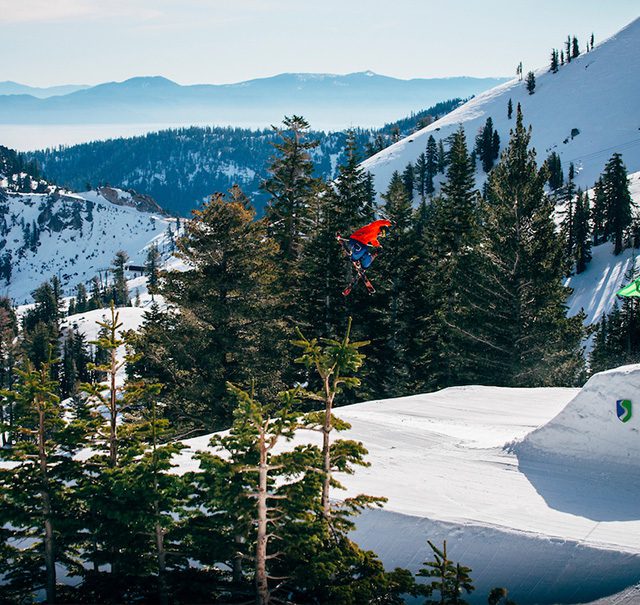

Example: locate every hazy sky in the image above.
[1,0,638,86]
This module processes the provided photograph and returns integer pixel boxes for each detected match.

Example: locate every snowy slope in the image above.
[362,18,640,199]
[565,171,640,325]
[0,186,176,304]
[174,376,640,604]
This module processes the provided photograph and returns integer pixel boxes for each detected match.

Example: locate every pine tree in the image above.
[475,117,500,173]
[560,163,577,269]
[128,189,288,431]
[507,98,513,120]
[480,105,585,386]
[0,362,88,603]
[293,318,371,519]
[61,327,91,398]
[263,115,320,267]
[111,250,129,306]
[300,132,372,340]
[76,308,189,602]
[412,127,485,390]
[402,162,415,200]
[550,49,559,73]
[145,242,161,301]
[545,152,564,191]
[572,36,580,58]
[591,177,607,245]
[602,153,633,255]
[525,71,536,94]
[426,135,438,194]
[361,172,415,396]
[574,191,592,273]
[437,139,447,173]
[75,283,88,314]
[417,541,475,605]
[560,49,565,65]
[565,36,572,62]
[414,152,428,201]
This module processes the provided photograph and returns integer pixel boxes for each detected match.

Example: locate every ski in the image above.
[337,233,376,296]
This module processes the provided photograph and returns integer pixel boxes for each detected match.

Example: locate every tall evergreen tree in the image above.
[550,49,559,73]
[145,242,161,300]
[300,132,372,340]
[425,135,438,194]
[507,98,513,120]
[412,127,485,390]
[572,36,580,58]
[479,106,585,386]
[475,117,500,173]
[111,250,129,306]
[602,153,633,255]
[414,152,428,201]
[128,189,288,431]
[545,151,564,191]
[574,191,592,274]
[525,71,536,94]
[0,363,87,604]
[402,162,415,201]
[591,177,607,245]
[263,115,320,267]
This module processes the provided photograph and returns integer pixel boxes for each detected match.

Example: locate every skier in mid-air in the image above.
[337,219,391,295]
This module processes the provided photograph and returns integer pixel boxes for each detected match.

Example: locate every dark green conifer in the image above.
[480,105,585,386]
[525,71,536,94]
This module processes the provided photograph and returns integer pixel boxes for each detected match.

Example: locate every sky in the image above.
[0,0,638,86]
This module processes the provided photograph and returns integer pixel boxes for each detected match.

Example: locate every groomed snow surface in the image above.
[176,370,640,604]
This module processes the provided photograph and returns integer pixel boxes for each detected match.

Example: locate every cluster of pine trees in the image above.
[2,102,633,602]
[549,33,594,72]
[127,107,586,440]
[27,99,464,217]
[1,298,516,603]
[556,152,635,277]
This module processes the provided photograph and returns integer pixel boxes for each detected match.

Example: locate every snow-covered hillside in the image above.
[565,170,640,325]
[363,17,640,198]
[175,371,640,604]
[0,185,177,304]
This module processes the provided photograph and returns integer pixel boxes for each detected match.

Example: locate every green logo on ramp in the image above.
[616,399,632,423]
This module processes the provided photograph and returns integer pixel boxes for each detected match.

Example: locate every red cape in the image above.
[349,219,392,247]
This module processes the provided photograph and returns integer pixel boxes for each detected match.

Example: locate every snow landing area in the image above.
[178,376,640,604]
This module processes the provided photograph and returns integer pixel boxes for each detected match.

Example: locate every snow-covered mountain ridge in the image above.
[0,185,176,304]
[363,17,640,198]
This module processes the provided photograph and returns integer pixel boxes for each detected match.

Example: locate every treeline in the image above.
[26,99,463,217]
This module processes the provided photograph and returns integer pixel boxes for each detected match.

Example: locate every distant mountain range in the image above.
[0,81,89,98]
[0,72,509,130]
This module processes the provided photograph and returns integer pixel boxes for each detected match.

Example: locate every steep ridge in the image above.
[0,185,175,303]
[362,17,640,198]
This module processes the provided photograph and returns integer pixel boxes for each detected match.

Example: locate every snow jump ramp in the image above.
[327,368,640,604]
